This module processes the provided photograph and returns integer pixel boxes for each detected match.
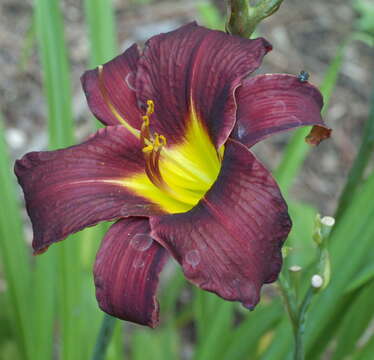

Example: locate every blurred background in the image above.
[0,0,373,359]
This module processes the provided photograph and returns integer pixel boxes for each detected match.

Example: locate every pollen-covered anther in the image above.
[140,100,156,147]
[146,99,154,116]
[141,116,151,147]
[140,100,169,190]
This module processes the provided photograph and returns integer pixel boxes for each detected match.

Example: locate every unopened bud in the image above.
[311,274,323,289]
[227,0,285,38]
[321,216,335,227]
[314,214,335,245]
[321,216,335,238]
[289,265,302,272]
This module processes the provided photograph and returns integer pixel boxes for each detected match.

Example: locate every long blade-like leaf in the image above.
[84,0,118,68]
[34,1,81,359]
[0,114,32,360]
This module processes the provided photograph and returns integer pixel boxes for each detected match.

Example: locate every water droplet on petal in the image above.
[237,123,246,140]
[130,233,153,251]
[125,72,137,91]
[133,257,145,268]
[185,250,200,268]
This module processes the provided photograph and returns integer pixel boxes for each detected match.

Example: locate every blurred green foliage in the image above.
[353,0,374,35]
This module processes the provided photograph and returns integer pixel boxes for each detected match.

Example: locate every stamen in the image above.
[146,100,154,116]
[97,65,140,138]
[142,144,153,153]
[139,100,217,202]
[139,101,174,192]
[144,151,162,188]
[140,116,151,146]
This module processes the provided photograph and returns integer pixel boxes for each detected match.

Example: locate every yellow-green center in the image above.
[123,102,223,213]
[97,66,222,214]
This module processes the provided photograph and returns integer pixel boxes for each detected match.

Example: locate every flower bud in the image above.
[311,274,323,289]
[289,265,302,272]
[321,216,335,227]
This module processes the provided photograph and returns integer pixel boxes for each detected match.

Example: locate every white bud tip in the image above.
[311,274,324,288]
[321,216,335,227]
[289,265,302,272]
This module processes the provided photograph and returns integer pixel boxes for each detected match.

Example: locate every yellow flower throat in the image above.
[98,66,223,214]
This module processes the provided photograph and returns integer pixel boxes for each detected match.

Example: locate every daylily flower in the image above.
[15,23,330,327]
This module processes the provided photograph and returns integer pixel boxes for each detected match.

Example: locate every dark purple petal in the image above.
[94,218,168,327]
[232,74,331,147]
[150,139,291,309]
[136,22,272,147]
[81,44,142,128]
[14,126,163,254]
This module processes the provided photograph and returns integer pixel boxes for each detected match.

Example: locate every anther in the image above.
[142,145,153,153]
[146,100,154,115]
[142,116,150,126]
[139,99,171,191]
[159,135,166,146]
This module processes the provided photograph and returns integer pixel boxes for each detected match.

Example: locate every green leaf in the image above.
[0,115,31,360]
[260,169,374,359]
[305,169,374,358]
[223,300,283,360]
[352,326,374,360]
[193,290,235,360]
[132,327,180,360]
[345,261,374,293]
[196,2,224,30]
[160,266,187,316]
[286,202,317,268]
[260,318,293,360]
[34,1,86,359]
[332,281,374,360]
[84,0,118,68]
[334,77,374,221]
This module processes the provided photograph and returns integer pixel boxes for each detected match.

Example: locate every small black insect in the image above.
[297,70,310,82]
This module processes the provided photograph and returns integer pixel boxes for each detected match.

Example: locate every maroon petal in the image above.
[232,74,331,147]
[94,218,168,327]
[14,126,162,254]
[81,44,142,128]
[150,139,291,309]
[136,22,272,147]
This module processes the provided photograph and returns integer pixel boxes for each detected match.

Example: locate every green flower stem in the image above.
[279,214,333,359]
[294,287,314,360]
[278,276,316,360]
[278,274,298,333]
[92,314,117,360]
[226,0,284,38]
